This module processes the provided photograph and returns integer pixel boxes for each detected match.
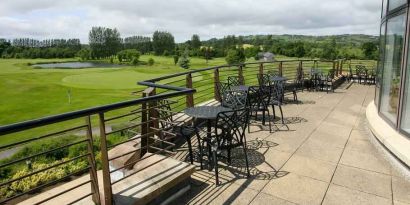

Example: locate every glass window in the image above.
[382,0,388,17]
[389,0,406,11]
[376,22,386,106]
[380,13,406,124]
[401,42,410,134]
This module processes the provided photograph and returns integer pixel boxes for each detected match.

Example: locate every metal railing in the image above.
[0,59,358,205]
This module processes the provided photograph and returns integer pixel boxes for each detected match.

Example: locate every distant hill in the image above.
[204,34,379,46]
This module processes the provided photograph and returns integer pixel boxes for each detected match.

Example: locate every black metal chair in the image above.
[367,69,376,85]
[156,99,203,167]
[221,89,248,110]
[227,76,241,87]
[269,81,285,124]
[267,70,280,77]
[324,69,335,93]
[248,85,273,132]
[209,108,250,185]
[216,82,230,101]
[356,65,367,84]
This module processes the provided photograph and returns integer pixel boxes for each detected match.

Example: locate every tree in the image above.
[244,46,260,59]
[123,36,152,54]
[225,48,246,65]
[191,34,201,50]
[89,27,121,59]
[362,42,378,60]
[178,49,190,69]
[152,31,175,55]
[294,41,306,58]
[200,46,213,63]
[76,48,91,61]
[173,55,179,65]
[321,38,338,60]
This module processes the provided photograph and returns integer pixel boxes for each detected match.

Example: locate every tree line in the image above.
[0,28,378,63]
[0,38,81,58]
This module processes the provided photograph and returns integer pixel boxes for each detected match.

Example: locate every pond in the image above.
[32,62,123,69]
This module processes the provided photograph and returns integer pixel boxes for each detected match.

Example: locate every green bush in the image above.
[225,48,246,65]
[117,49,140,63]
[148,58,155,66]
[0,160,87,200]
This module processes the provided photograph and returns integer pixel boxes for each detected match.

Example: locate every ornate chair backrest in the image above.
[215,108,249,148]
[328,69,335,79]
[272,80,285,103]
[257,74,271,87]
[221,89,248,109]
[356,65,366,75]
[227,76,241,87]
[267,70,280,77]
[157,99,174,130]
[216,82,230,101]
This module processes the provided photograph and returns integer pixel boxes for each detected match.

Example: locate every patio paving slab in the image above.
[261,172,329,205]
[322,184,392,205]
[331,165,392,199]
[281,154,337,182]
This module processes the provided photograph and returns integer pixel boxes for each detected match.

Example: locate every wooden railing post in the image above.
[299,61,303,76]
[279,62,283,76]
[85,116,101,204]
[214,68,221,102]
[186,73,194,107]
[238,65,244,85]
[98,112,113,205]
[339,60,343,75]
[259,63,264,75]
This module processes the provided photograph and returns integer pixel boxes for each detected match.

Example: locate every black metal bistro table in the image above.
[184,106,232,169]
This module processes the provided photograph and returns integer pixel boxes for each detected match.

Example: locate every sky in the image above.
[0,0,382,43]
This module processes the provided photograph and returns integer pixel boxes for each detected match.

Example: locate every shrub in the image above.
[178,50,190,69]
[117,49,140,63]
[131,57,138,66]
[163,50,170,56]
[173,55,179,65]
[225,48,246,65]
[76,48,91,61]
[148,58,155,66]
[0,160,87,200]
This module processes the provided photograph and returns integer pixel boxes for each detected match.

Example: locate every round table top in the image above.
[270,76,288,82]
[184,106,232,120]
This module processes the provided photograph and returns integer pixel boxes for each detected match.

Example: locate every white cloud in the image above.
[0,0,382,43]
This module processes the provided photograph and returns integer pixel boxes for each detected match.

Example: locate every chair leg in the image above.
[272,105,276,119]
[186,136,194,164]
[207,141,213,171]
[213,150,219,186]
[267,108,272,133]
[196,134,204,170]
[279,105,284,124]
[242,144,251,178]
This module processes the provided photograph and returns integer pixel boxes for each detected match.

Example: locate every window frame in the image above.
[378,9,408,128]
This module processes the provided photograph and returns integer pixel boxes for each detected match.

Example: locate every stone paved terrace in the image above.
[173,83,410,205]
